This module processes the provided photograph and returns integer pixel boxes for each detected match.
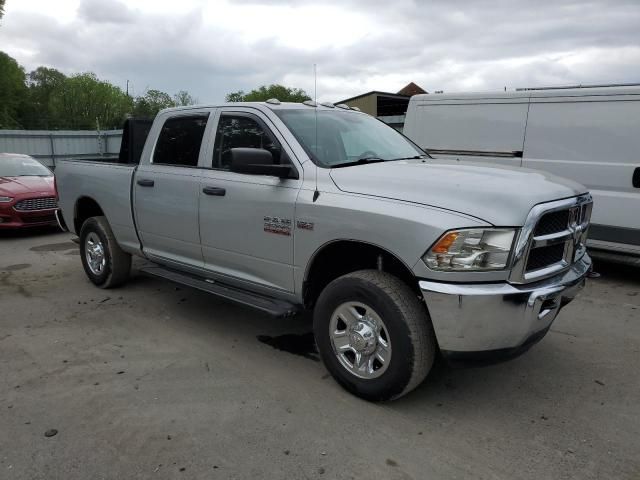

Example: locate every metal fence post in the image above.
[49,133,56,169]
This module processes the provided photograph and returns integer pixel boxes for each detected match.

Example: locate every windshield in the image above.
[275,109,426,167]
[0,156,52,177]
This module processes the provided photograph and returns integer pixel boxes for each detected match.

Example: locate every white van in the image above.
[403,86,640,259]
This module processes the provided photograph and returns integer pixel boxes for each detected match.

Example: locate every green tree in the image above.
[0,51,27,128]
[0,0,5,20]
[0,51,200,129]
[225,90,246,102]
[49,72,133,129]
[174,90,197,106]
[22,66,67,129]
[132,89,176,117]
[226,84,311,103]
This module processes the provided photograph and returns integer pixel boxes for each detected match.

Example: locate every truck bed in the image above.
[55,160,140,254]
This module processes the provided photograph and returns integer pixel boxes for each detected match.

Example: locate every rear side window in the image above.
[153,114,209,167]
[212,114,281,170]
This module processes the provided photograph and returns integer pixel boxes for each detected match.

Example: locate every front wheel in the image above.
[79,216,131,288]
[313,270,436,401]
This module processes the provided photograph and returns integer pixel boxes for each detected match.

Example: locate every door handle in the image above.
[633,167,640,188]
[137,179,155,187]
[203,186,226,196]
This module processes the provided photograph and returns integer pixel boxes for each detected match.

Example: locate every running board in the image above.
[139,264,300,318]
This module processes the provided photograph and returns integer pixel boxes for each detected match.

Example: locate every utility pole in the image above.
[126,80,130,97]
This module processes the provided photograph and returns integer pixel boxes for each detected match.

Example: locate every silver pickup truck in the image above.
[56,101,593,401]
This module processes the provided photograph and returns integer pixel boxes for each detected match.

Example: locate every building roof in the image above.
[397,82,427,96]
[336,82,427,104]
[335,90,411,104]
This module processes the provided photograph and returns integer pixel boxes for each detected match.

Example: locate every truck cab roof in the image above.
[158,101,363,116]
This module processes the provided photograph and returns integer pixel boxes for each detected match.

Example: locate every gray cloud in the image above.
[1,0,639,103]
[77,0,136,24]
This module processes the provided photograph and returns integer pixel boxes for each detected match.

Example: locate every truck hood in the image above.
[329,159,588,226]
[0,176,55,197]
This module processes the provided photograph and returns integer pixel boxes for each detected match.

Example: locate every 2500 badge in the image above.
[264,216,292,236]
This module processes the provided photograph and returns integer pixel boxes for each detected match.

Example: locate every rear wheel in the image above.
[79,216,131,288]
[313,270,436,401]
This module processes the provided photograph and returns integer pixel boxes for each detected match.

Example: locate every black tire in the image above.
[79,216,131,288]
[313,270,436,401]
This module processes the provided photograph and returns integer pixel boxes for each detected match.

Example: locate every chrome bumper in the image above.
[419,254,591,354]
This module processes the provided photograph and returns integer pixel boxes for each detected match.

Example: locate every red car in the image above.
[0,153,59,229]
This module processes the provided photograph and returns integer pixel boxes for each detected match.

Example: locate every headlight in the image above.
[424,228,516,271]
[0,196,14,203]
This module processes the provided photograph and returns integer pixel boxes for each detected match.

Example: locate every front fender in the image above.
[293,189,490,294]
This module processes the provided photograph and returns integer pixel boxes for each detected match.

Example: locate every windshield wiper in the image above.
[332,157,386,168]
[387,155,429,161]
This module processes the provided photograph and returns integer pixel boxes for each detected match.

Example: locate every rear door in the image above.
[134,111,210,266]
[198,108,301,293]
[523,92,640,253]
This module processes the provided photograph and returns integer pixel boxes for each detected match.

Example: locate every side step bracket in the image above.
[139,264,301,318]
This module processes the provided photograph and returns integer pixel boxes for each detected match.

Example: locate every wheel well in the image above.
[74,197,104,233]
[303,241,419,309]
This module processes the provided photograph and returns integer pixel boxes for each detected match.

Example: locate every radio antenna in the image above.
[314,63,318,152]
[313,63,320,202]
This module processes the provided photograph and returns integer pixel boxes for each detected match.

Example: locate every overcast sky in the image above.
[1,0,640,103]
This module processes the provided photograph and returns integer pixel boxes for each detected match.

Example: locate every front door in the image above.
[134,112,210,266]
[198,109,301,293]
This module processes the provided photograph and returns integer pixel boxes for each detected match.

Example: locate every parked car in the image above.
[56,101,592,401]
[0,153,59,229]
[403,85,640,261]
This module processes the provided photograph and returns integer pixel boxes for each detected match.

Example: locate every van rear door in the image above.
[404,93,529,167]
[523,90,640,253]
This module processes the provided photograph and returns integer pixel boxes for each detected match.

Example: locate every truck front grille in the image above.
[13,197,58,211]
[534,210,570,236]
[510,194,592,283]
[526,243,566,272]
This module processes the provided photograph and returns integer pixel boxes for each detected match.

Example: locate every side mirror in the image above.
[230,148,297,179]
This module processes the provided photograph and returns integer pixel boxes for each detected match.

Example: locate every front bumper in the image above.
[0,205,58,229]
[419,254,591,361]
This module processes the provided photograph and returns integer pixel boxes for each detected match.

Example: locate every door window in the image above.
[153,114,209,167]
[213,114,281,170]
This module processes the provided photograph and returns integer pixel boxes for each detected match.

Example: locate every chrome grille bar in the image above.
[531,230,574,248]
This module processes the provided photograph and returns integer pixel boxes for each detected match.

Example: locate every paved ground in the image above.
[1,228,639,480]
